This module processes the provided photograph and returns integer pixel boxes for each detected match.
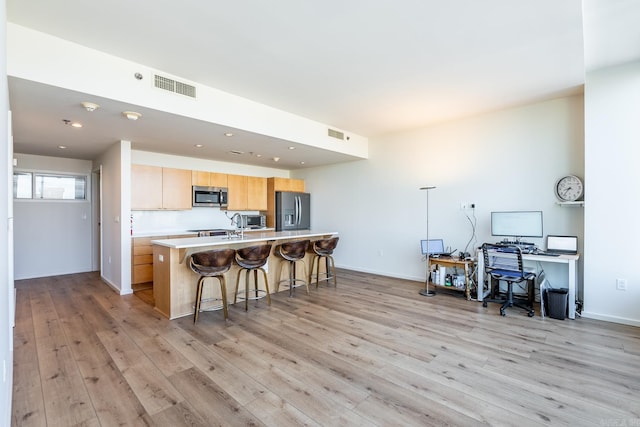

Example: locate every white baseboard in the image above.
[335,263,423,283]
[100,275,132,295]
[581,311,640,327]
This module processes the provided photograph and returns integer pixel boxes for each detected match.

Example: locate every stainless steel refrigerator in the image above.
[275,191,310,231]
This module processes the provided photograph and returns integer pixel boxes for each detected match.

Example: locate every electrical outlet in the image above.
[616,278,627,291]
[460,202,476,210]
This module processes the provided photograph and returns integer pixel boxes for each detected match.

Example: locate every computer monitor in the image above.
[490,211,543,240]
[420,239,445,255]
[546,235,578,254]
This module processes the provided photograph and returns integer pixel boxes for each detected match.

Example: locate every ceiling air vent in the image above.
[328,128,345,140]
[154,74,197,98]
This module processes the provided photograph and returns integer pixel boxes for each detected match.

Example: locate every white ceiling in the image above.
[7,0,640,169]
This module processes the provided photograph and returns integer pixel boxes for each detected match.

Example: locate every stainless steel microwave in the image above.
[192,186,228,207]
[241,214,266,229]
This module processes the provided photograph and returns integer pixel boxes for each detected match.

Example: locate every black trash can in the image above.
[547,288,569,320]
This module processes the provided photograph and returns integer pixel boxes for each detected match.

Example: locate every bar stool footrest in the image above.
[193,298,225,312]
[235,289,269,301]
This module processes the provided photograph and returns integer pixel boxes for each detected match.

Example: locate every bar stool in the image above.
[189,248,236,323]
[275,239,310,296]
[308,237,339,288]
[234,244,273,311]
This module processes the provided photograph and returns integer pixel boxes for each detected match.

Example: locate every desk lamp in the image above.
[419,186,436,297]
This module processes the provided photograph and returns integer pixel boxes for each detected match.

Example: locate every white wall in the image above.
[297,96,585,293]
[583,60,640,326]
[93,141,131,294]
[7,23,368,158]
[1,0,13,422]
[13,154,93,279]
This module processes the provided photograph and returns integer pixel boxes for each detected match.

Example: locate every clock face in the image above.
[555,175,583,202]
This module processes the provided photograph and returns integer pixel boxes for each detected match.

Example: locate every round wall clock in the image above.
[555,175,583,202]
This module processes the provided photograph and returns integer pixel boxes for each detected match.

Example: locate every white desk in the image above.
[476,251,580,319]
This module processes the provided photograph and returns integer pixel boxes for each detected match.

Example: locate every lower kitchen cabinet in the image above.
[132,237,159,285]
[132,234,194,285]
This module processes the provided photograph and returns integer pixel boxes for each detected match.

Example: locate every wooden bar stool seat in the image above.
[309,237,339,288]
[234,244,272,311]
[275,239,310,297]
[189,248,235,323]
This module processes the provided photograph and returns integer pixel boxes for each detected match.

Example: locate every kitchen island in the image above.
[151,230,337,319]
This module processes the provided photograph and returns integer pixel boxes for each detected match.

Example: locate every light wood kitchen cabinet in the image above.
[191,170,228,188]
[131,165,163,210]
[162,168,192,209]
[131,165,191,210]
[226,174,248,210]
[266,177,306,227]
[132,234,195,285]
[225,174,268,211]
[270,177,305,192]
[247,176,267,210]
[132,236,162,285]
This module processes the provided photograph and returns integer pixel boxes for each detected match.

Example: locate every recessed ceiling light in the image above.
[273,157,280,162]
[300,161,305,165]
[123,111,142,121]
[194,144,204,148]
[81,102,100,112]
[288,146,296,150]
[58,145,67,149]
[224,132,234,137]
[229,150,244,155]
[255,154,262,158]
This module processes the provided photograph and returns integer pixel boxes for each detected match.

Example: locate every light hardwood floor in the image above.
[12,270,640,426]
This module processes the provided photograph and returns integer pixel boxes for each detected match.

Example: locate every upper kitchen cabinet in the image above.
[226,174,248,210]
[132,165,192,210]
[247,176,267,210]
[131,165,162,209]
[269,177,305,193]
[225,174,268,211]
[162,168,192,209]
[191,170,228,188]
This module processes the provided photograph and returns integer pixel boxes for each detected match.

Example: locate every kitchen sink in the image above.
[187,229,234,237]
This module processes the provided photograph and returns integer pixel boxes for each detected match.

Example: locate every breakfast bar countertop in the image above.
[151,229,338,249]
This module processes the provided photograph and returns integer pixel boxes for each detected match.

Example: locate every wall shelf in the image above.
[556,201,584,207]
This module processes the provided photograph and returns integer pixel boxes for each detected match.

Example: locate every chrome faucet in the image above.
[230,212,244,239]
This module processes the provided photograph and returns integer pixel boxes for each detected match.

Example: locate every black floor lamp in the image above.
[419,186,436,297]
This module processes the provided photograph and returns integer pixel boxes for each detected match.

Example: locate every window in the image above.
[13,172,33,199]
[13,172,87,200]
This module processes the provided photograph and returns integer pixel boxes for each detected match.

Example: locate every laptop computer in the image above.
[546,235,578,255]
[420,239,456,257]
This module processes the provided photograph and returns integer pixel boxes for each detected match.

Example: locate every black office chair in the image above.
[481,243,535,317]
